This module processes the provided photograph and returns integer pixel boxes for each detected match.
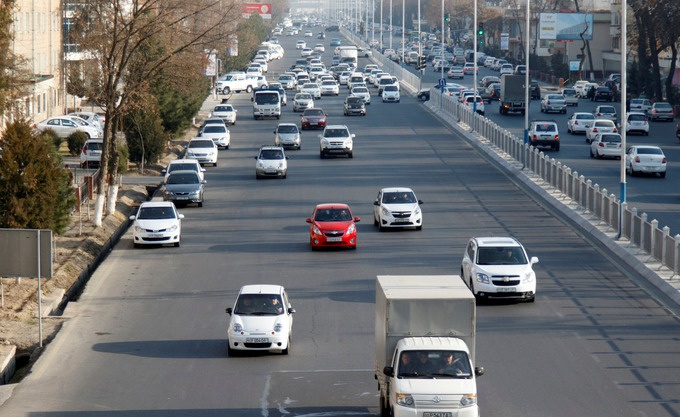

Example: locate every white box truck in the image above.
[375,275,484,417]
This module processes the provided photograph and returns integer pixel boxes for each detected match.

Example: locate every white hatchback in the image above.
[460,237,538,302]
[373,187,423,231]
[585,119,617,143]
[226,284,295,355]
[130,201,183,248]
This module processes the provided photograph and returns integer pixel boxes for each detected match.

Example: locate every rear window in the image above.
[599,106,616,113]
[535,123,556,132]
[576,114,594,120]
[628,114,647,121]
[636,147,663,155]
[654,103,672,110]
[600,134,621,143]
[86,142,103,151]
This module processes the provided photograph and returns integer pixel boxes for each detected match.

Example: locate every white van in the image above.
[253,90,281,120]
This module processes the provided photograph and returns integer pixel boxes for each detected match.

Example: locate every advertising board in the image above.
[242,3,272,19]
[539,13,593,41]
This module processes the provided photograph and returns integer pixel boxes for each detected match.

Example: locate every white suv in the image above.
[226,284,296,355]
[460,237,538,302]
[319,125,354,158]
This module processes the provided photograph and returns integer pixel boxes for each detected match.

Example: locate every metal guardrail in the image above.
[428,89,680,275]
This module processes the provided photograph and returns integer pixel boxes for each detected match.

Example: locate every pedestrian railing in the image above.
[428,89,680,276]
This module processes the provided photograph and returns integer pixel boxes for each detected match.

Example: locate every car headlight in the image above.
[278,162,284,169]
[346,224,355,235]
[312,225,322,235]
[168,224,178,232]
[321,139,329,145]
[274,322,283,332]
[523,271,535,283]
[460,394,477,407]
[381,207,391,216]
[476,273,489,284]
[188,190,200,197]
[414,206,421,215]
[396,393,414,407]
[233,323,242,333]
[257,162,264,168]
[134,225,145,232]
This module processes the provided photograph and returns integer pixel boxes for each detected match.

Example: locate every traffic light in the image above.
[477,23,484,45]
[445,13,450,23]
[416,56,427,70]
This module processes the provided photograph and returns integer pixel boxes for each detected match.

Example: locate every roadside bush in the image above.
[39,128,62,151]
[124,106,167,167]
[67,131,88,156]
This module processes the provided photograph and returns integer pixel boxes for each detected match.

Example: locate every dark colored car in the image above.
[417,88,431,101]
[530,81,541,100]
[326,26,340,32]
[162,170,206,207]
[592,87,614,102]
[488,83,501,101]
[300,108,328,130]
[676,122,680,140]
[343,96,366,116]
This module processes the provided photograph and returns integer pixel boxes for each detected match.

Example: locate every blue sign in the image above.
[438,78,447,87]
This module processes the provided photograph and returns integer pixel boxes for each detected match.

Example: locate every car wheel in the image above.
[554,144,560,151]
[222,87,231,94]
[246,86,253,93]
[198,201,203,207]
[527,295,536,303]
[133,243,140,249]
[644,131,649,136]
[348,151,353,158]
[629,165,636,176]
[590,148,595,158]
[174,241,180,247]
[660,172,666,178]
[596,150,603,159]
[320,151,325,159]
[374,216,379,227]
[415,225,422,231]
[282,336,290,355]
[227,344,239,357]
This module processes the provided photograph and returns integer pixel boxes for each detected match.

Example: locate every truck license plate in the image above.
[246,338,269,343]
[423,413,452,417]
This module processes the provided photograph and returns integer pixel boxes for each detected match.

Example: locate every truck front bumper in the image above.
[393,404,479,417]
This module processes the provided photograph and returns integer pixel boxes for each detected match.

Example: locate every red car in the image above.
[300,108,328,130]
[306,203,360,250]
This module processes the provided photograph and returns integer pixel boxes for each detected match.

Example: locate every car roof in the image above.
[139,201,176,209]
[631,145,661,150]
[473,237,521,247]
[380,187,415,193]
[167,169,200,176]
[325,124,348,129]
[315,203,351,210]
[168,159,200,165]
[239,284,285,295]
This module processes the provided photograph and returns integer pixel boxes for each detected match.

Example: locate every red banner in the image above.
[242,3,272,19]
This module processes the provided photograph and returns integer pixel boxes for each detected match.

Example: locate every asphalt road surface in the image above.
[2,29,680,417]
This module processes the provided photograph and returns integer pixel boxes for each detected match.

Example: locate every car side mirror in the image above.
[129,215,136,220]
[475,366,485,377]
[354,217,361,223]
[383,366,394,377]
[254,156,258,160]
[273,130,277,133]
[200,168,206,172]
[288,308,296,314]
[418,200,424,205]
[161,169,167,174]
[373,200,380,206]
[351,134,356,138]
[225,307,232,315]
[202,180,207,184]
[306,218,312,223]
[178,214,185,219]
[530,256,539,264]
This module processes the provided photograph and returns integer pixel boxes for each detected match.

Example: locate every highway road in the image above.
[410,52,680,235]
[2,29,680,417]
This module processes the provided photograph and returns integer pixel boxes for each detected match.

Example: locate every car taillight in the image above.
[592,128,598,132]
[634,156,640,163]
[653,109,658,114]
[532,135,537,140]
[613,128,618,133]
[554,135,559,141]
[574,121,579,125]
[662,157,667,163]
[596,113,601,117]
[82,146,87,154]
[598,142,605,147]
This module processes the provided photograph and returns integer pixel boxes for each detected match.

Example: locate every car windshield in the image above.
[595,121,613,127]
[636,147,663,155]
[347,97,362,104]
[167,173,199,184]
[477,246,527,265]
[203,125,226,134]
[304,109,324,116]
[189,140,214,148]
[314,208,352,222]
[397,350,472,379]
[322,81,336,86]
[137,206,177,220]
[296,94,312,100]
[535,124,556,132]
[168,163,197,173]
[385,86,398,92]
[259,149,284,160]
[303,83,318,88]
[234,294,284,315]
[324,128,349,138]
[576,114,594,120]
[278,125,298,133]
[383,192,417,204]
[215,106,232,112]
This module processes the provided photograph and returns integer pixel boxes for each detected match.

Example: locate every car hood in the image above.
[314,220,353,231]
[201,132,229,139]
[277,132,299,140]
[474,263,531,276]
[165,183,202,193]
[134,218,179,231]
[303,116,325,121]
[393,377,476,395]
[382,202,418,212]
[258,159,285,168]
[233,314,285,333]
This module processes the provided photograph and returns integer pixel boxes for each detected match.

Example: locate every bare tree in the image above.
[71,0,241,227]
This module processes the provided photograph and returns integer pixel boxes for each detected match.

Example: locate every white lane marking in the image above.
[260,374,271,417]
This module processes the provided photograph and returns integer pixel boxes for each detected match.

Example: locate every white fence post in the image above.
[674,234,680,275]
[650,219,658,259]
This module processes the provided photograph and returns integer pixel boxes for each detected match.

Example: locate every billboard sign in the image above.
[242,3,272,19]
[500,33,509,50]
[0,229,52,278]
[539,13,593,40]
[204,49,217,77]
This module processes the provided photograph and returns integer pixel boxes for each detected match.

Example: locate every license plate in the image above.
[148,233,163,238]
[246,338,269,343]
[310,121,318,125]
[393,219,409,223]
[497,287,516,292]
[423,413,452,417]
[541,135,551,139]
[326,237,342,242]
[176,196,189,200]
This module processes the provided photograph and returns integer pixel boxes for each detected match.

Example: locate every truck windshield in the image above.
[398,350,472,378]
[255,93,279,105]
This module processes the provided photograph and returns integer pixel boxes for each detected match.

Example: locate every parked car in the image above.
[79,139,103,168]
[255,145,288,179]
[225,284,295,355]
[590,133,622,159]
[648,102,674,121]
[372,187,423,231]
[626,145,667,177]
[460,236,538,302]
[130,201,183,248]
[162,170,206,207]
[306,203,360,250]
[34,116,100,139]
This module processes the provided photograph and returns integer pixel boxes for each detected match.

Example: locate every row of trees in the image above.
[0,0,278,232]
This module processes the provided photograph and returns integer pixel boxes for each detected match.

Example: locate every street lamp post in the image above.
[473,0,478,114]
[523,0,530,166]
[380,0,383,50]
[441,0,445,81]
[389,0,393,50]
[401,0,405,65]
[617,0,627,239]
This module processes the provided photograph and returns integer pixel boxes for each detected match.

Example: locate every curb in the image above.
[424,101,680,309]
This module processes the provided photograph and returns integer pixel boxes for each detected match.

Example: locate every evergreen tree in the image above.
[0,120,75,234]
